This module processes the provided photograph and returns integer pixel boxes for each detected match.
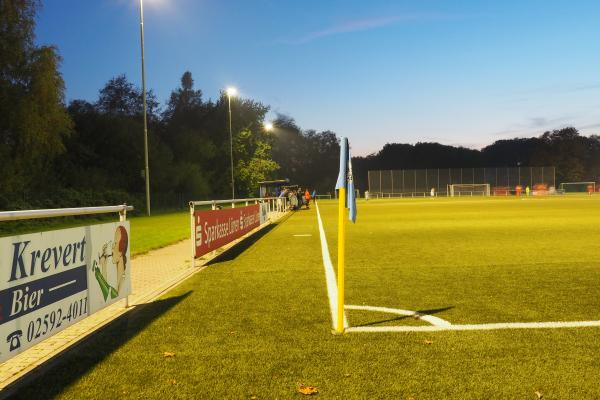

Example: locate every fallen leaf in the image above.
[298,385,319,395]
[163,352,176,358]
[423,340,433,345]
[534,391,543,399]
[343,373,351,378]
[250,396,257,399]
[169,379,177,385]
[229,331,237,335]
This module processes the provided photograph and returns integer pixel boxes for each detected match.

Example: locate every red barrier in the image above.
[194,204,260,257]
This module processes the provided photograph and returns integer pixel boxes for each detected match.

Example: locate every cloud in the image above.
[578,122,600,130]
[494,115,574,137]
[528,116,572,128]
[277,13,460,45]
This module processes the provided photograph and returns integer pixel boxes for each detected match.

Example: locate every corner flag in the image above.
[334,137,356,333]
[335,137,357,223]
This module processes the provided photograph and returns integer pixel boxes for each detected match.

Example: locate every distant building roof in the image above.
[258,179,289,185]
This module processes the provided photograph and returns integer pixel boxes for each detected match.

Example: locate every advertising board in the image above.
[0,222,131,362]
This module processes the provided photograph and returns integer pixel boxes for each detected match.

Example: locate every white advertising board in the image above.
[0,222,131,362]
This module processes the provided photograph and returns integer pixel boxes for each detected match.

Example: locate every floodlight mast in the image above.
[227,87,237,199]
[139,0,151,216]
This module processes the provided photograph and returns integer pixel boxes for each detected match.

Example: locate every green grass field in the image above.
[0,211,189,256]
[12,196,600,399]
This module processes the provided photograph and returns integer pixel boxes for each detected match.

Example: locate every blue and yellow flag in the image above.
[335,137,357,223]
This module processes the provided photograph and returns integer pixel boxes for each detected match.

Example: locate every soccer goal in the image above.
[448,183,490,197]
[559,182,595,193]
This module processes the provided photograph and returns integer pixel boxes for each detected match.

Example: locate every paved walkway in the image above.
[0,212,287,393]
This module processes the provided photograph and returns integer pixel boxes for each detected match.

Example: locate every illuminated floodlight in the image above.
[226,87,238,97]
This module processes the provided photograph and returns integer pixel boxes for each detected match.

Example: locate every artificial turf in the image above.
[10,197,600,399]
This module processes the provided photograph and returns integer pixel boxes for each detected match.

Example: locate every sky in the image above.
[35,0,600,156]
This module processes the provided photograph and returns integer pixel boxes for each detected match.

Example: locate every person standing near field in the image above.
[305,189,311,209]
[526,186,530,196]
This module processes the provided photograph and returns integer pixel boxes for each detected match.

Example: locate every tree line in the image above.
[353,127,600,191]
[2,1,600,212]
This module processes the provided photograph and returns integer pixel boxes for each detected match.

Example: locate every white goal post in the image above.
[448,184,490,197]
[559,182,595,193]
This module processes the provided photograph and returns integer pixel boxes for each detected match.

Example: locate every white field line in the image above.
[315,202,348,330]
[347,320,600,333]
[345,304,451,327]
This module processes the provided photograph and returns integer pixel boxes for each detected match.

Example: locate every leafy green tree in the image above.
[214,91,271,197]
[162,71,215,198]
[96,74,160,118]
[271,115,340,193]
[234,129,279,196]
[58,76,164,198]
[0,0,72,201]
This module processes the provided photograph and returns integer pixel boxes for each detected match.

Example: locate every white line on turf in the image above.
[316,202,600,334]
[344,304,451,327]
[315,202,348,330]
[346,320,600,333]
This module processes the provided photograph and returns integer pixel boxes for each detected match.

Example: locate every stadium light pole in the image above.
[226,87,237,199]
[139,0,151,216]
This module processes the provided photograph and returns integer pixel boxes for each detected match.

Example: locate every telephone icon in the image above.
[7,330,23,352]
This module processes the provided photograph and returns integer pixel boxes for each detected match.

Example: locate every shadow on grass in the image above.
[5,291,192,400]
[207,223,278,265]
[354,306,454,327]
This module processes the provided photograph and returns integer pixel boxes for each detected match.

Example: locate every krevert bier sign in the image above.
[0,222,131,362]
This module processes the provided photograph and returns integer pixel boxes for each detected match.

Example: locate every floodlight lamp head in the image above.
[226,87,237,97]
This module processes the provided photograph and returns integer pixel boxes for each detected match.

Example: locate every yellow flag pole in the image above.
[336,187,346,334]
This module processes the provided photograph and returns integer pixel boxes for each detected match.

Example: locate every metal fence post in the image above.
[414,169,417,193]
[190,202,196,269]
[530,167,533,187]
[120,205,128,308]
[541,166,544,186]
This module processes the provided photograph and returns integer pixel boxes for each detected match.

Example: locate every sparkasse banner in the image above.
[0,222,131,362]
[194,204,262,258]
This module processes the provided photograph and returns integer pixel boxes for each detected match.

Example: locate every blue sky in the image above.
[36,0,600,155]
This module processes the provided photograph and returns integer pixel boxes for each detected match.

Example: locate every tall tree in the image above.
[0,0,72,200]
[162,71,214,198]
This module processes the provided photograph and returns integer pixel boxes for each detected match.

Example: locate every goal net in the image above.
[559,182,595,193]
[448,184,490,197]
